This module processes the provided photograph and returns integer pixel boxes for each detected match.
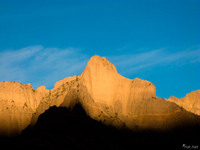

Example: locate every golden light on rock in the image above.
[0,55,199,137]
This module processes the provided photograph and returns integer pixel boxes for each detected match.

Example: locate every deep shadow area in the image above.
[0,104,200,150]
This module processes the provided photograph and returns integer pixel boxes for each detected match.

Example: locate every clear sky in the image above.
[0,0,199,98]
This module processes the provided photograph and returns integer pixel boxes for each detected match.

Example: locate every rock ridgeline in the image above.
[168,90,200,115]
[0,55,199,137]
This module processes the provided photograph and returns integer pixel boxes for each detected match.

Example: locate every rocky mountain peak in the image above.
[81,55,117,77]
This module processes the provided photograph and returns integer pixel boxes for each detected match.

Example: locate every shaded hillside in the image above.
[1,104,200,150]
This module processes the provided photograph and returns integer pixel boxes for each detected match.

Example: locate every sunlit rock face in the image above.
[80,56,157,128]
[81,56,156,109]
[168,90,200,115]
[79,56,199,130]
[0,82,48,136]
[0,55,199,137]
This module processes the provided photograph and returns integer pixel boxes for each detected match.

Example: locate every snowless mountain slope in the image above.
[0,55,199,137]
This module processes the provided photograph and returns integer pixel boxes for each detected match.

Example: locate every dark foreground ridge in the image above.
[1,104,200,150]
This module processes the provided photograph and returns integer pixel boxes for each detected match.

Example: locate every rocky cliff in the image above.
[0,81,49,136]
[78,56,199,130]
[168,90,200,115]
[0,55,199,137]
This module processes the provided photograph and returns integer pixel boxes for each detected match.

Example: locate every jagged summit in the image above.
[0,55,199,137]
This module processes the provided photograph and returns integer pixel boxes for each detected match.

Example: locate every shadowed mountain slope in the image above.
[1,104,200,150]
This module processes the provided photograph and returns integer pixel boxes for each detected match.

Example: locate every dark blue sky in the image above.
[0,0,199,98]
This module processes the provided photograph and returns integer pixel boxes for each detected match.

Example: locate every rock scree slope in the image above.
[0,55,199,137]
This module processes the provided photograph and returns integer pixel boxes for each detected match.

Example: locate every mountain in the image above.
[0,55,199,138]
[168,90,200,115]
